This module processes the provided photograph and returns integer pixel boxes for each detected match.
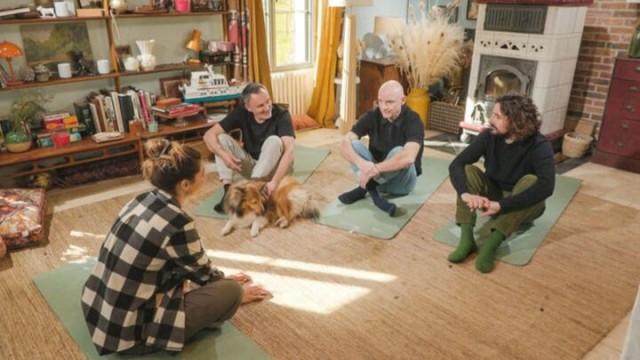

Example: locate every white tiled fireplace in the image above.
[462,0,593,141]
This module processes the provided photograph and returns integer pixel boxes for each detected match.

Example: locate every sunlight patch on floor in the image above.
[60,244,91,264]
[70,230,106,239]
[207,250,396,282]
[220,266,370,314]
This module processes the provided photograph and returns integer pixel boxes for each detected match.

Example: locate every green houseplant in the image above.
[6,91,50,153]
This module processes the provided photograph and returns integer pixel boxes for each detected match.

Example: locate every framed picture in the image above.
[20,23,93,71]
[466,0,478,20]
[406,0,459,24]
[159,76,187,98]
[78,0,104,8]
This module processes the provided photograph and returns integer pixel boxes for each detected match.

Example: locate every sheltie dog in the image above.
[220,176,319,237]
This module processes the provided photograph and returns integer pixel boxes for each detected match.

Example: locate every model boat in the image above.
[180,65,243,104]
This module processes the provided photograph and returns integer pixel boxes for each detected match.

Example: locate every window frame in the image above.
[263,0,315,72]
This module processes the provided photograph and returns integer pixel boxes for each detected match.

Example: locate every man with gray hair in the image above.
[204,82,295,213]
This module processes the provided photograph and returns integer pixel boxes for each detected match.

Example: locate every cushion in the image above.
[0,188,46,249]
[292,113,320,131]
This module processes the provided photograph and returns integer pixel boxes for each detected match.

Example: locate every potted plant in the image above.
[6,91,50,153]
[388,6,464,125]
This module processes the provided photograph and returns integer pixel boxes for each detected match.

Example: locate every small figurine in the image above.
[69,50,94,76]
[19,67,36,82]
[37,6,56,18]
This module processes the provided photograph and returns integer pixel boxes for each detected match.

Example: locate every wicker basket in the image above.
[429,102,464,134]
[562,131,593,158]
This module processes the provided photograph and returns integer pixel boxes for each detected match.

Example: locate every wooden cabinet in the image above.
[592,57,640,173]
[357,59,402,118]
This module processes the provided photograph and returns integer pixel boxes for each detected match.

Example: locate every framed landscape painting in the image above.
[20,23,93,70]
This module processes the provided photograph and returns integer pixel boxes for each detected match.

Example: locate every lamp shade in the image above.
[0,41,24,85]
[185,30,202,52]
[328,0,373,7]
[0,41,23,59]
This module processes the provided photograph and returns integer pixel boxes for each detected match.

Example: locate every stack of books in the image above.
[78,87,156,135]
[0,6,31,19]
[152,103,203,118]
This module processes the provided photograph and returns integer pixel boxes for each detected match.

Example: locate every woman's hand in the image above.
[241,285,271,304]
[227,272,252,285]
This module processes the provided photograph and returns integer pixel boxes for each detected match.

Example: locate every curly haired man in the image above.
[447,95,556,273]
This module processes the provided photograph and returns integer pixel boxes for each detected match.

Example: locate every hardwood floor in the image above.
[0,129,637,359]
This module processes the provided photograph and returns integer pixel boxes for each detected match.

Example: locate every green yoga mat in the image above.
[194,145,330,219]
[434,175,581,266]
[33,260,271,360]
[315,157,450,240]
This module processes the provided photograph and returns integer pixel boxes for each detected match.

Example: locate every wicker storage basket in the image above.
[429,102,464,134]
[562,131,593,158]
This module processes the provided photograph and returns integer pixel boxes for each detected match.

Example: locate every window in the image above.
[263,0,313,71]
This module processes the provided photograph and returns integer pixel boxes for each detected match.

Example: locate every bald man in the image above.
[338,80,425,216]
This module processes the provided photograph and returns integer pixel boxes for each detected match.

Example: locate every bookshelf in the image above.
[0,7,234,186]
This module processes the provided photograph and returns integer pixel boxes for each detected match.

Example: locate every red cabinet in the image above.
[592,57,640,173]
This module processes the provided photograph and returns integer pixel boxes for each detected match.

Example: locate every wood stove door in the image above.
[477,64,531,101]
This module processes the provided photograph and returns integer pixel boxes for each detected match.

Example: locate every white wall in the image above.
[350,0,408,39]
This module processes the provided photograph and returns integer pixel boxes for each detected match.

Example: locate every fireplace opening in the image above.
[470,55,537,125]
[485,70,524,99]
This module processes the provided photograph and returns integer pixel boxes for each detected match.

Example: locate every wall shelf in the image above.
[0,8,233,186]
[0,73,119,92]
[0,16,106,25]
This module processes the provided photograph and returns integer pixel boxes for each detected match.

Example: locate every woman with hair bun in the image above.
[81,138,270,356]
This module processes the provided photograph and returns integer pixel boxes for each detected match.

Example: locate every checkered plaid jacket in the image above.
[81,189,223,355]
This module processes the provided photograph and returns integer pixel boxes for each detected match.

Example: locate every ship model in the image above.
[180,65,244,104]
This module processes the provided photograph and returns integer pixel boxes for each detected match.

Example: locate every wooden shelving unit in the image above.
[0,8,233,184]
[0,15,106,25]
[0,73,119,92]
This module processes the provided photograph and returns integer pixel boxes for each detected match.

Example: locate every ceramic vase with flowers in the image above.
[136,40,156,71]
[6,92,50,153]
[389,7,465,126]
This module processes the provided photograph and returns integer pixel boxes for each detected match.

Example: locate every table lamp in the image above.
[329,0,372,133]
[0,41,25,86]
[185,29,202,64]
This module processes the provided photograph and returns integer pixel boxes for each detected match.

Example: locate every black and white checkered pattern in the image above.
[81,189,223,355]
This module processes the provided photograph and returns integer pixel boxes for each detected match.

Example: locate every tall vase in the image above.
[406,88,430,127]
[136,40,156,71]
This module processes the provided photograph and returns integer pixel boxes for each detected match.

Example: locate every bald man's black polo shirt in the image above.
[351,105,425,175]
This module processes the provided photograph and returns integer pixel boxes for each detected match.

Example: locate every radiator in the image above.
[271,69,314,116]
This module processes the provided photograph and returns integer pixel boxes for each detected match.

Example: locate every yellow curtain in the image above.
[307,3,343,128]
[247,0,273,95]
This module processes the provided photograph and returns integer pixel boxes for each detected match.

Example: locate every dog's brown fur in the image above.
[221,176,319,237]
